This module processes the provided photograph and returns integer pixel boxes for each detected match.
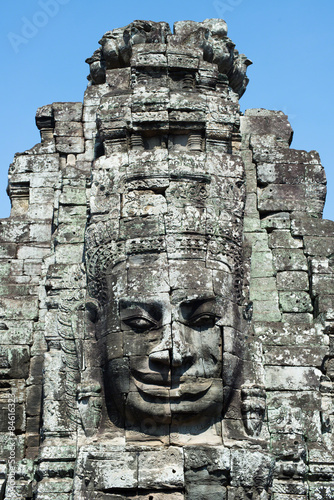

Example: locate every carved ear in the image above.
[86,298,100,323]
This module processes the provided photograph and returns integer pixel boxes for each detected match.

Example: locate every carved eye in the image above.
[187,314,217,329]
[122,316,157,333]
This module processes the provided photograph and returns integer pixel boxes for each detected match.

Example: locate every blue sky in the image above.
[1,0,333,220]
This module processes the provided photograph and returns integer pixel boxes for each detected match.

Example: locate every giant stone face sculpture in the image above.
[1,17,334,500]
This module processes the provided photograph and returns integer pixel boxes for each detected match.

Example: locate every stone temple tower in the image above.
[1,19,334,499]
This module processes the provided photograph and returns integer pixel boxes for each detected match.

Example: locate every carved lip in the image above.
[131,370,171,386]
[132,377,213,399]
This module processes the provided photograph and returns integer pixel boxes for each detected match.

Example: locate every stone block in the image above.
[168,260,212,292]
[253,322,294,345]
[276,271,309,291]
[29,223,52,243]
[264,345,327,367]
[184,446,230,483]
[29,187,55,205]
[35,479,74,494]
[0,219,30,243]
[54,122,83,137]
[83,104,98,122]
[122,190,167,217]
[120,216,165,240]
[83,121,98,139]
[27,202,55,220]
[0,320,33,345]
[55,137,85,154]
[26,385,42,416]
[304,236,334,257]
[0,346,30,378]
[29,172,60,189]
[42,399,70,434]
[309,464,334,481]
[260,212,291,231]
[230,449,274,489]
[127,261,170,294]
[281,313,313,324]
[243,215,261,232]
[0,242,16,258]
[17,245,50,260]
[252,299,281,322]
[53,102,83,122]
[244,232,269,251]
[53,224,85,245]
[273,494,306,500]
[105,68,131,89]
[270,432,306,461]
[10,153,60,174]
[243,109,293,142]
[138,447,184,489]
[0,283,38,298]
[34,495,70,500]
[87,452,138,490]
[252,144,320,165]
[23,260,43,276]
[0,296,39,320]
[309,483,334,500]
[293,323,327,346]
[310,257,332,274]
[258,184,306,212]
[39,445,77,461]
[250,251,274,277]
[185,484,226,499]
[58,204,87,224]
[265,366,322,390]
[279,291,313,313]
[132,110,169,124]
[317,295,334,320]
[312,274,334,297]
[54,244,84,264]
[249,277,277,300]
[132,52,167,68]
[258,161,306,186]
[269,230,303,249]
[272,248,308,271]
[268,391,322,441]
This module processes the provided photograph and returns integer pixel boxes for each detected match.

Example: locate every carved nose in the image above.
[148,322,194,367]
[149,329,172,366]
[149,348,170,366]
[170,321,193,367]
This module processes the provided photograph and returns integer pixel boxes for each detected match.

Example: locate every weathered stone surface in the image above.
[276,271,309,291]
[272,248,308,271]
[265,366,322,390]
[278,291,313,313]
[138,448,184,489]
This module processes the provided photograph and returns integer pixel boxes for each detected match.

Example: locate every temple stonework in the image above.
[1,19,334,499]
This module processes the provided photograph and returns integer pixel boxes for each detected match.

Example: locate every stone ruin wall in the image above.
[0,18,334,500]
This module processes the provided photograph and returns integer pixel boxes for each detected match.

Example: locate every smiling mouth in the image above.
[132,377,213,400]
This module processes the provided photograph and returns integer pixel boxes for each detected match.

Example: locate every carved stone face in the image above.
[98,256,235,430]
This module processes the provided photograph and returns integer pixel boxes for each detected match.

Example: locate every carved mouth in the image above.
[132,377,213,400]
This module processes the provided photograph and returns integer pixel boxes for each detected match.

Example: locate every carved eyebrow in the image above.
[119,300,163,322]
[179,296,217,321]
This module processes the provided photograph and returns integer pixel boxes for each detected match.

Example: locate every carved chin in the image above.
[124,378,224,425]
